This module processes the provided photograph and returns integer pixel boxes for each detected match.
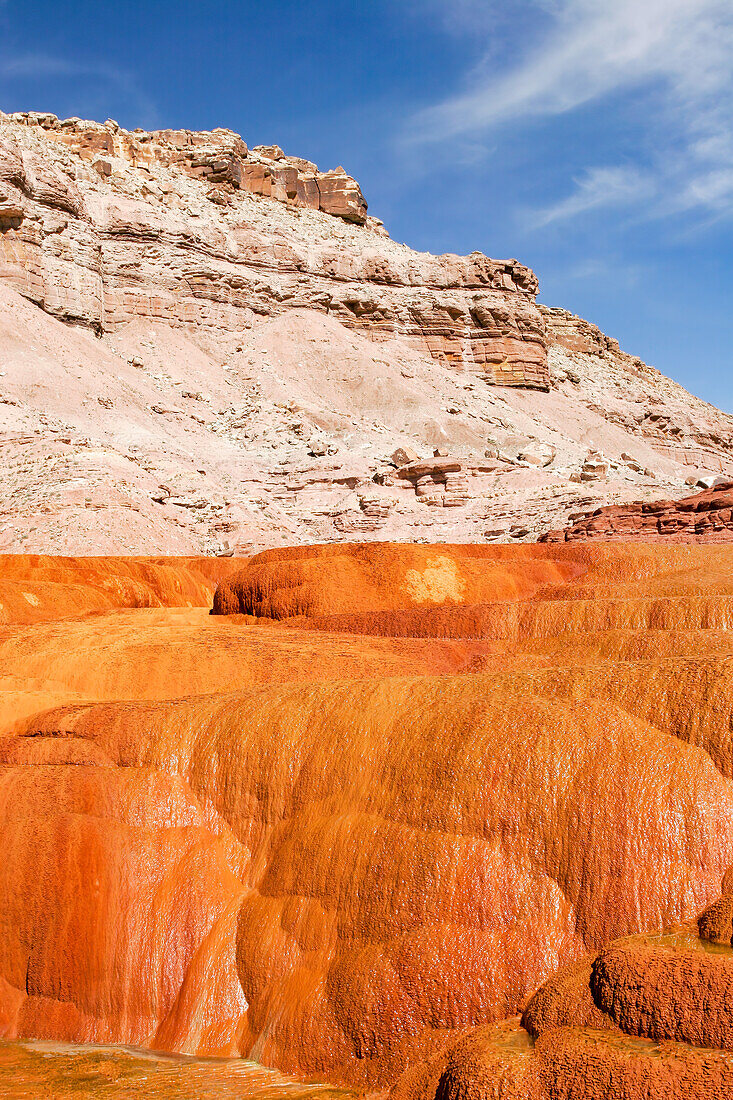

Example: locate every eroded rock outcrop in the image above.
[0,111,548,388]
[541,480,733,542]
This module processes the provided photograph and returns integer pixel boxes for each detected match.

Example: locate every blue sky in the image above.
[1,0,731,408]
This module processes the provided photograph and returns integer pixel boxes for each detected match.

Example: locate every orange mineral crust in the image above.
[0,609,492,736]
[405,917,733,1099]
[0,554,241,625]
[3,543,733,1096]
[210,542,586,618]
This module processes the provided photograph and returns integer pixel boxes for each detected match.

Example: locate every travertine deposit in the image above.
[2,110,733,553]
[0,1040,350,1100]
[402,889,733,1100]
[3,543,733,1098]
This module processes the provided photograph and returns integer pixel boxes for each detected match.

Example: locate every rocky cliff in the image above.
[0,111,546,385]
[2,110,733,555]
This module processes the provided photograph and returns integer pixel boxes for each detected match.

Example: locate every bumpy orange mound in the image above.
[0,554,240,625]
[212,539,733,623]
[399,1022,733,1100]
[402,891,733,1100]
[211,542,585,618]
[2,678,732,1085]
[3,544,733,1096]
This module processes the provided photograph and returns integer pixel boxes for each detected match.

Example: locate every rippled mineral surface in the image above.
[0,1040,354,1099]
[6,545,733,1098]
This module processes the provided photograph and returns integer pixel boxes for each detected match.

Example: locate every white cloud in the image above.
[408,0,733,224]
[673,169,733,217]
[556,257,645,287]
[530,166,656,226]
[1,54,92,78]
[402,0,517,37]
[413,0,733,137]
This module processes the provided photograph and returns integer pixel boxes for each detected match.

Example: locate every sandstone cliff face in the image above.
[3,110,733,555]
[0,111,546,386]
[3,545,733,1095]
[541,480,733,542]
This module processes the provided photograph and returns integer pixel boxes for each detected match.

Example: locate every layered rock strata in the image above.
[3,112,733,552]
[0,110,548,387]
[541,480,733,542]
[4,260,732,557]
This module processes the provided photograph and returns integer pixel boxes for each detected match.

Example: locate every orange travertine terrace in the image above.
[3,543,733,1097]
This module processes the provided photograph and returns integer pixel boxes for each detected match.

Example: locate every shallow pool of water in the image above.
[0,1040,355,1099]
[640,926,733,957]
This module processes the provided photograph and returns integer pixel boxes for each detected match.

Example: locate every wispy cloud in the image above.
[408,0,733,225]
[401,0,504,35]
[0,51,159,128]
[530,166,656,227]
[412,0,733,138]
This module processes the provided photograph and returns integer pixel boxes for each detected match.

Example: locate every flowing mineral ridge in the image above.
[3,110,733,1100]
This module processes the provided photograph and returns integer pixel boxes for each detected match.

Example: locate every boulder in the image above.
[316,167,368,224]
[391,446,419,466]
[580,451,610,482]
[518,442,555,468]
